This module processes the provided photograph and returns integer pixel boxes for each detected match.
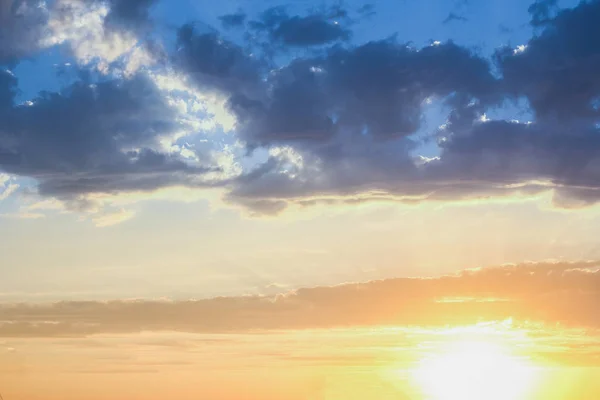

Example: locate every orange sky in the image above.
[2,323,600,400]
[2,261,600,399]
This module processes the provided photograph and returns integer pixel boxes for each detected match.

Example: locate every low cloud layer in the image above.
[1,261,599,337]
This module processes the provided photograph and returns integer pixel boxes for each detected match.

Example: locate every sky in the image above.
[2,0,600,399]
[0,0,599,301]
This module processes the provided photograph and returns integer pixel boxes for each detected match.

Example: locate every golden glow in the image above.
[412,339,539,400]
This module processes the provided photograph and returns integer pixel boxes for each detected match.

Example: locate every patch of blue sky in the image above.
[12,48,76,102]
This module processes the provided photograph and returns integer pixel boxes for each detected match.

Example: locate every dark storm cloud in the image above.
[0,74,214,200]
[249,6,352,47]
[1,261,599,337]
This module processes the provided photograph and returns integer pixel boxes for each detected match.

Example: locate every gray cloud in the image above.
[498,0,600,122]
[427,0,600,206]
[4,0,600,216]
[103,0,158,31]
[223,39,497,146]
[0,0,223,207]
[0,74,215,202]
[1,261,598,337]
[437,120,600,187]
[220,0,600,213]
[249,6,352,47]
[0,69,16,110]
[175,24,264,97]
[211,39,497,212]
[0,0,48,66]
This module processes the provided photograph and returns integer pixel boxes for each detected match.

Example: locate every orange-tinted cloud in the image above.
[1,260,598,337]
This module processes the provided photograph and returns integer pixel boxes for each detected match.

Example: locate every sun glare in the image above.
[412,339,539,400]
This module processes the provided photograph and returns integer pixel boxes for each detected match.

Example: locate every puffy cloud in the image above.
[176,25,496,186]
[1,261,599,337]
[423,0,600,207]
[176,36,496,212]
[216,0,600,213]
[498,0,600,122]
[0,0,235,220]
[174,24,264,97]
[4,0,600,218]
[0,74,217,206]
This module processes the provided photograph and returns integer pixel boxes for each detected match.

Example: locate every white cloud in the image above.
[41,0,138,72]
[0,174,19,201]
[123,44,156,77]
[513,44,527,55]
[150,70,237,134]
[415,155,441,167]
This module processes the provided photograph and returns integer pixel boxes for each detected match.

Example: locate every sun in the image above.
[412,339,539,400]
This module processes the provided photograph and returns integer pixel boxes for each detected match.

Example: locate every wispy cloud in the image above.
[0,173,18,201]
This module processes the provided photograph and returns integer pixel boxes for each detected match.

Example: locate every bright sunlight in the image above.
[412,339,540,400]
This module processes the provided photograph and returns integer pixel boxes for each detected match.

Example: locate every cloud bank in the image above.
[1,261,599,337]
